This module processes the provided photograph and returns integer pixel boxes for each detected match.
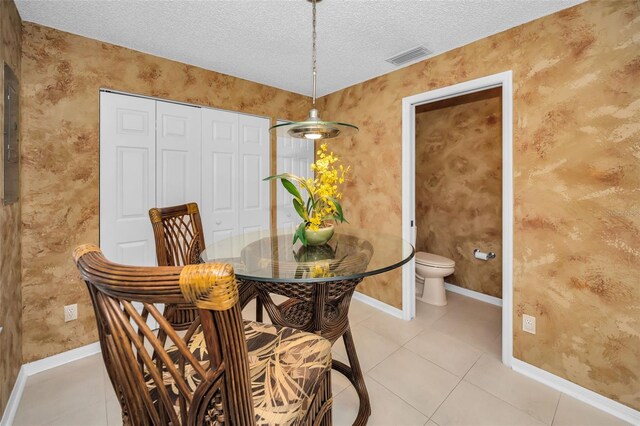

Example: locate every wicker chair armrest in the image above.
[179,263,238,311]
[73,244,186,304]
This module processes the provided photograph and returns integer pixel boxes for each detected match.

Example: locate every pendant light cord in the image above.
[312,0,317,106]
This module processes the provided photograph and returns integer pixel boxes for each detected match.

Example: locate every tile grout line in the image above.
[426,367,467,422]
[462,349,559,425]
[365,373,431,422]
[418,299,554,423]
[331,344,421,423]
[402,343,482,380]
[343,294,503,423]
[330,323,404,402]
[550,392,563,426]
[357,316,427,347]
[428,342,501,422]
[460,352,483,381]
[401,327,486,379]
[336,303,452,421]
[366,343,469,421]
[362,295,501,420]
[366,344,405,373]
[462,379,550,425]
[330,368,352,399]
[360,343,431,418]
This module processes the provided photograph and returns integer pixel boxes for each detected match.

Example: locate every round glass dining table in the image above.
[201,226,414,425]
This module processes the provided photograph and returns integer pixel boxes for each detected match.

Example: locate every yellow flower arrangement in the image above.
[310,262,333,278]
[264,143,350,246]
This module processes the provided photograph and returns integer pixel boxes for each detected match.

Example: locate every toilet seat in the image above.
[415,252,455,268]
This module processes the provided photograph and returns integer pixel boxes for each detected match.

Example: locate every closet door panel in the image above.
[156,102,201,208]
[238,114,270,236]
[100,92,156,266]
[201,108,239,243]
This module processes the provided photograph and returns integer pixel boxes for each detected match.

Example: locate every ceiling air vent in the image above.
[385,46,432,67]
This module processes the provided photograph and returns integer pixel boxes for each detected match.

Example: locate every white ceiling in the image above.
[15,0,584,97]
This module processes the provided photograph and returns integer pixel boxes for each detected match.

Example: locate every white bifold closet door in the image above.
[201,108,270,244]
[101,91,270,268]
[100,92,269,329]
[156,101,201,209]
[99,92,157,266]
[276,120,315,234]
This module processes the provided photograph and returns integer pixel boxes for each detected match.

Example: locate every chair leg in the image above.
[255,297,263,322]
[305,369,332,426]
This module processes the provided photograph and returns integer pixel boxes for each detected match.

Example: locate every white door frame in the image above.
[401,70,514,367]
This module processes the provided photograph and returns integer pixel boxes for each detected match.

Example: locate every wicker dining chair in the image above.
[148,203,206,330]
[149,203,263,329]
[74,244,333,426]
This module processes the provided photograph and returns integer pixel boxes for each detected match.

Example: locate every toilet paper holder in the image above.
[474,249,496,261]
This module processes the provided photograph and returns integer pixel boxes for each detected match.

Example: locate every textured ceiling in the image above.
[15,0,584,97]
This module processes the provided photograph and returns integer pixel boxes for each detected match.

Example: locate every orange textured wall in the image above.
[20,22,310,362]
[319,1,640,410]
[415,89,502,298]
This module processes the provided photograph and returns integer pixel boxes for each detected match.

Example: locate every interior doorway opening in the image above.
[401,71,513,366]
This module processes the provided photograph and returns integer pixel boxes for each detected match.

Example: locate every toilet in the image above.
[415,252,455,306]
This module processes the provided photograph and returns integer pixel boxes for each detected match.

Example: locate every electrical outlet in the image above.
[64,304,78,322]
[523,314,536,334]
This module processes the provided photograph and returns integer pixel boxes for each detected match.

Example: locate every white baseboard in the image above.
[353,291,404,319]
[23,342,101,376]
[0,366,27,426]
[445,282,502,307]
[511,358,640,425]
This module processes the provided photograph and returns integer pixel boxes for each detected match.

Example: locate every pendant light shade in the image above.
[271,109,358,140]
[270,0,358,141]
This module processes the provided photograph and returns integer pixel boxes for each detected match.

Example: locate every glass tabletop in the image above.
[200,226,415,283]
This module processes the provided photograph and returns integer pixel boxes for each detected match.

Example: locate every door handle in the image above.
[215,219,222,225]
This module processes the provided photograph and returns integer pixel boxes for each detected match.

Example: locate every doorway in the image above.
[401,71,513,366]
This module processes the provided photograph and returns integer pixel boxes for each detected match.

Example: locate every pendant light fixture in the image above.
[270,0,358,141]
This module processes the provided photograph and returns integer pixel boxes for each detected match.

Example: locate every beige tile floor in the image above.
[13,291,629,426]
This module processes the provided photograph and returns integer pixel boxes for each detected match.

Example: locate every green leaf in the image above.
[264,173,315,205]
[281,179,303,204]
[263,173,292,182]
[306,197,316,216]
[329,197,348,223]
[292,199,307,221]
[280,173,315,199]
[294,222,308,246]
[327,215,343,223]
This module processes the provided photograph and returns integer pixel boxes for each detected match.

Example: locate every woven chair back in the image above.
[149,203,206,267]
[73,245,254,425]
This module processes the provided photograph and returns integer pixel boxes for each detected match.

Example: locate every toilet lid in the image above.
[415,252,455,268]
